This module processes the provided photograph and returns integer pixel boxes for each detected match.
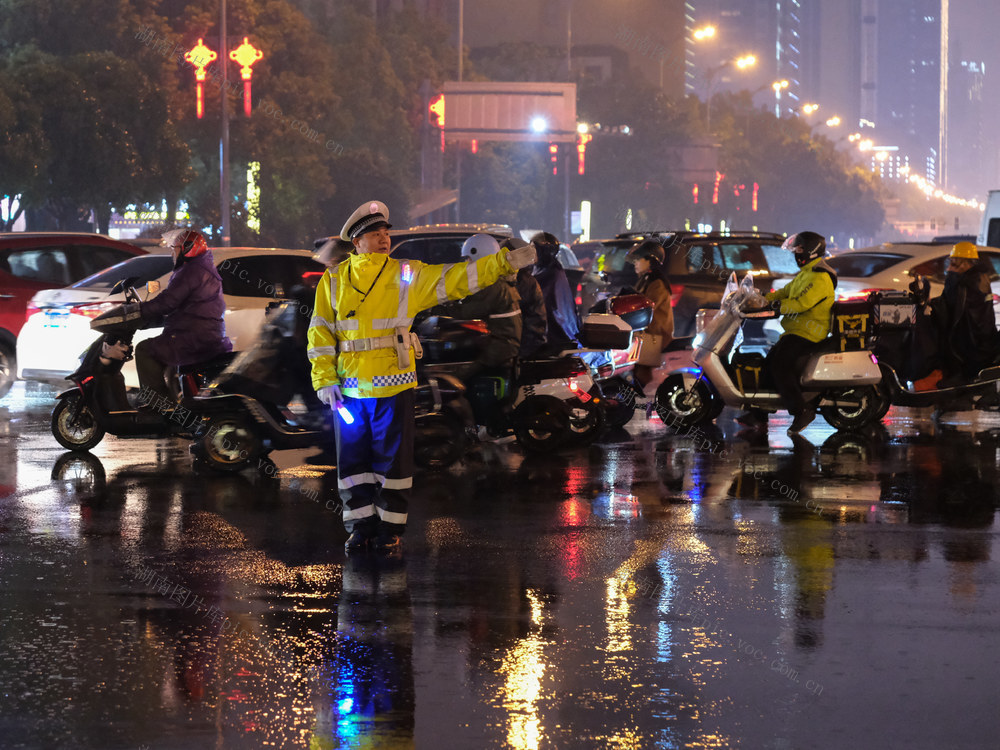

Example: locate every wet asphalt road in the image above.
[2,381,1000,749]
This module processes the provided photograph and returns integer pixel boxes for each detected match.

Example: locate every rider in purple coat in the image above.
[134,228,232,399]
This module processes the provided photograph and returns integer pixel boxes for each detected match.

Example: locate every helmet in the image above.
[161,228,208,259]
[528,231,560,264]
[461,233,501,260]
[625,239,665,265]
[950,241,979,260]
[781,231,826,267]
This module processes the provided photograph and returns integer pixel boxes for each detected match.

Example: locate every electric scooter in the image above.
[189,299,473,472]
[655,274,886,432]
[868,283,1000,411]
[50,279,234,451]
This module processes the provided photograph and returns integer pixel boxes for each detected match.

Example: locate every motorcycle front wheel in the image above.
[414,411,467,469]
[598,377,640,428]
[512,395,571,453]
[567,398,605,445]
[820,386,881,431]
[654,375,718,431]
[51,393,106,451]
[190,416,264,472]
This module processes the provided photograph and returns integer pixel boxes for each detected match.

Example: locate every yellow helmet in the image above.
[950,241,979,260]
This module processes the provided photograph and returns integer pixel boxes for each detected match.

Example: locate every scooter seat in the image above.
[178,351,237,375]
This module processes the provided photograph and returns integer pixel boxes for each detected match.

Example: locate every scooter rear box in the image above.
[830,299,873,351]
[580,314,636,350]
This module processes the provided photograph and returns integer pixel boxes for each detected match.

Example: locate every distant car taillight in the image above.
[69,302,118,319]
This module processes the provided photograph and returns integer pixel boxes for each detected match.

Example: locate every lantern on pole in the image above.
[185,38,218,119]
[229,37,263,117]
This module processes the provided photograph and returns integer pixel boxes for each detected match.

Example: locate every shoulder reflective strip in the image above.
[334,319,359,331]
[342,503,376,520]
[309,315,334,329]
[338,472,379,489]
[489,309,521,319]
[375,507,409,524]
[378,477,413,491]
[466,261,480,294]
[308,346,339,357]
[329,274,338,296]
[397,278,412,319]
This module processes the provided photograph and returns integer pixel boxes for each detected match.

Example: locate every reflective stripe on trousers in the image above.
[334,389,414,533]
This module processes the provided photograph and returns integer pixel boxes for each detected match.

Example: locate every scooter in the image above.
[655,274,886,432]
[189,299,473,472]
[575,293,657,427]
[50,279,235,451]
[866,284,1000,412]
[415,315,600,452]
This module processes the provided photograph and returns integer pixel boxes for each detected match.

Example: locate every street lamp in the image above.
[693,25,716,41]
[704,54,756,132]
[771,79,788,117]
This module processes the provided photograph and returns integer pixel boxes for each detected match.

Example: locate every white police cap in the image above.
[340,200,392,241]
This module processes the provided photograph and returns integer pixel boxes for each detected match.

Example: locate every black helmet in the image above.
[782,231,826,267]
[528,231,560,264]
[625,239,665,265]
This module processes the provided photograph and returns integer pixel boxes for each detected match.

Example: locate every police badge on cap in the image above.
[340,200,392,241]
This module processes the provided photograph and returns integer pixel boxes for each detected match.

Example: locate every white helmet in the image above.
[461,233,501,260]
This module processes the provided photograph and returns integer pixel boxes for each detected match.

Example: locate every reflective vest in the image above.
[765,256,837,343]
[308,251,518,398]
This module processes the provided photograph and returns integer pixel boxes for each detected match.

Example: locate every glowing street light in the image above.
[693,25,716,40]
[736,54,756,69]
[531,116,549,134]
[801,103,819,115]
[771,78,788,116]
[825,115,841,128]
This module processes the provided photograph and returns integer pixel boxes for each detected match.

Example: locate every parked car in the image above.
[0,232,148,397]
[17,248,325,389]
[573,231,797,336]
[825,241,1000,326]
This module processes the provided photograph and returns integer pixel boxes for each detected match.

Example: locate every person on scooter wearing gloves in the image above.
[134,228,233,401]
[747,231,837,435]
[308,201,537,554]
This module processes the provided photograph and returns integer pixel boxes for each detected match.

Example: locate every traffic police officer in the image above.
[308,201,537,553]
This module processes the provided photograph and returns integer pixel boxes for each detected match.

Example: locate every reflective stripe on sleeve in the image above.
[338,472,379,489]
[309,346,339,357]
[334,319,359,332]
[375,507,408,524]
[343,504,376,521]
[310,315,334,329]
[466,261,480,294]
[489,310,521,319]
[435,266,453,304]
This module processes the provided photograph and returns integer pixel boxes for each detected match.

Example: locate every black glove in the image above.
[769,300,782,313]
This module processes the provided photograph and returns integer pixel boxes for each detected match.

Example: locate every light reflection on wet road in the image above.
[2,381,999,749]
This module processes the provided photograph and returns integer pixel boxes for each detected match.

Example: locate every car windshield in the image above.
[71,254,174,290]
[827,252,910,278]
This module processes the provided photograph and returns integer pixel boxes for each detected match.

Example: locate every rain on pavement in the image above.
[2,381,999,749]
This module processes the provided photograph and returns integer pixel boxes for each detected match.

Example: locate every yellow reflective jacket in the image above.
[308,250,518,398]
[765,256,838,343]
